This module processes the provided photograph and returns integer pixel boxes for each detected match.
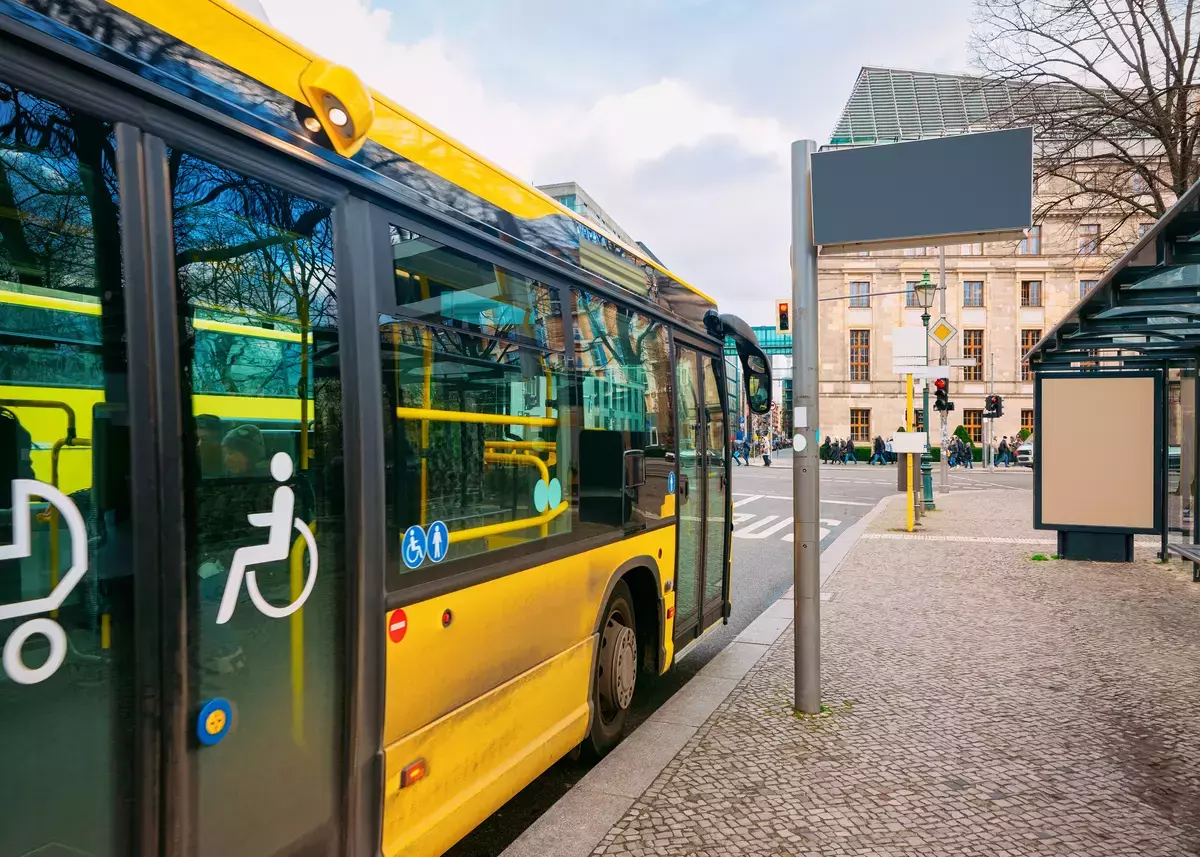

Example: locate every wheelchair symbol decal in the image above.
[217,453,318,624]
[0,478,89,685]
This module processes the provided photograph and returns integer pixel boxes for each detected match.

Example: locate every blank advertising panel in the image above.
[811,128,1033,252]
[1036,374,1160,532]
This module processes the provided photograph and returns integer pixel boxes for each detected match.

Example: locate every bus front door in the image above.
[672,345,726,650]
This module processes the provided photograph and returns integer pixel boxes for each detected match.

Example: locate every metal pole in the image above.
[906,373,915,531]
[939,247,949,492]
[790,140,820,715]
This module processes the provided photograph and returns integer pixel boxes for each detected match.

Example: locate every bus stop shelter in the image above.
[1026,176,1200,575]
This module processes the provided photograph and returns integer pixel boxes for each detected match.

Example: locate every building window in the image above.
[1138,222,1154,238]
[1132,173,1150,195]
[963,280,984,307]
[963,409,983,444]
[1021,280,1042,307]
[905,281,920,307]
[1079,223,1100,255]
[849,281,870,308]
[1080,279,1097,299]
[963,330,983,381]
[962,242,983,256]
[849,329,870,381]
[1021,409,1034,434]
[1018,225,1041,255]
[850,408,871,442]
[903,246,928,256]
[1021,329,1042,382]
[858,249,870,257]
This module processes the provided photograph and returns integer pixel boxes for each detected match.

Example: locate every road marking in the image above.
[784,518,841,542]
[732,516,794,539]
[732,494,764,507]
[753,494,876,507]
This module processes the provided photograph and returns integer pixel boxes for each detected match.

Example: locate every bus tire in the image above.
[587,580,638,758]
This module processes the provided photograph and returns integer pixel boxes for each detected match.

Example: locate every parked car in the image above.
[1017,434,1034,467]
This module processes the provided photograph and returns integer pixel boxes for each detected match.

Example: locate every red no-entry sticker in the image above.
[388,609,408,644]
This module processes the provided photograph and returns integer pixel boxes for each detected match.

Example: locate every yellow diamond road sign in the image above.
[928,317,957,346]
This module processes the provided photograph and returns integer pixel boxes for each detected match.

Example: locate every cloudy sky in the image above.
[260,0,975,323]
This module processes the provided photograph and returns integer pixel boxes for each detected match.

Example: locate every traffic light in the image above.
[934,377,951,412]
[775,299,791,334]
[984,393,1004,418]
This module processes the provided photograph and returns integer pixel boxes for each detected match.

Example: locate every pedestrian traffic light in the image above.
[775,299,791,334]
[934,377,950,412]
[984,393,1004,418]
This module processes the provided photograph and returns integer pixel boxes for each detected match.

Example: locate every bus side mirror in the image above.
[703,309,772,415]
[743,354,771,415]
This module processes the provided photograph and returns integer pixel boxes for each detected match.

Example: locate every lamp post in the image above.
[914,270,938,511]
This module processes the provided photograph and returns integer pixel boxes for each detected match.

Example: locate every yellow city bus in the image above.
[0,2,773,857]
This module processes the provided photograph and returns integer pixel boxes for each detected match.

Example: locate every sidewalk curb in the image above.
[499,492,897,857]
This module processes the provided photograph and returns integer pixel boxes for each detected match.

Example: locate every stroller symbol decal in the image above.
[0,479,89,685]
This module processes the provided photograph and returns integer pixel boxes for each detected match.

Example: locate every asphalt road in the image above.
[448,456,1031,856]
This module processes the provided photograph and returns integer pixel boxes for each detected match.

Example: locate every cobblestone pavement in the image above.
[593,489,1200,856]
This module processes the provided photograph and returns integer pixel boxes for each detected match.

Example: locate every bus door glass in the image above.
[0,81,136,857]
[171,150,347,857]
[672,345,703,642]
[701,353,728,625]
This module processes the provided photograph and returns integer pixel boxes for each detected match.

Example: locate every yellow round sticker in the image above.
[206,709,227,735]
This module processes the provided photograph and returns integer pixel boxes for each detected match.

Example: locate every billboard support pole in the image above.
[791,140,820,715]
[939,247,949,492]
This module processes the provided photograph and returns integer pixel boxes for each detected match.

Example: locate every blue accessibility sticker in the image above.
[197,697,233,746]
[426,520,449,563]
[402,524,427,569]
[667,471,676,494]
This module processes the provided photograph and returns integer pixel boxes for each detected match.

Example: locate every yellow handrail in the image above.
[42,436,91,617]
[448,501,567,545]
[395,407,556,428]
[483,450,550,484]
[484,439,557,466]
[289,518,316,748]
[0,398,77,440]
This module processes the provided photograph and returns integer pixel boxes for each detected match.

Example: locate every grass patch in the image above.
[1031,553,1051,561]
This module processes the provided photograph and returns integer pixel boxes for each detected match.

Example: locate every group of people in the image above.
[990,436,1019,467]
[945,435,975,468]
[732,428,773,467]
[820,436,864,464]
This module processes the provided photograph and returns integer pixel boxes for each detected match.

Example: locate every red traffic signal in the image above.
[934,377,950,411]
[984,393,1004,418]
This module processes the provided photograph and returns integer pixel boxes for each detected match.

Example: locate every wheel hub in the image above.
[599,617,637,713]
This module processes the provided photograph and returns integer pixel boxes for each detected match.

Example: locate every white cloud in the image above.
[261,0,806,320]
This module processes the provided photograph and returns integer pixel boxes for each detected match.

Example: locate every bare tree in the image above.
[972,0,1200,252]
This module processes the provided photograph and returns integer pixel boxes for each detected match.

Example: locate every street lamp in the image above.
[913,270,937,510]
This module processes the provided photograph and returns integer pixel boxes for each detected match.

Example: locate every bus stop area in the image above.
[504,487,1200,857]
[1026,177,1200,574]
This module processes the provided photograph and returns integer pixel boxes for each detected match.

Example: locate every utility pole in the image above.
[938,247,949,493]
[790,140,820,716]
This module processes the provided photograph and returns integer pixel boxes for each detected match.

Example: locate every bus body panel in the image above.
[381,636,593,857]
[382,527,677,855]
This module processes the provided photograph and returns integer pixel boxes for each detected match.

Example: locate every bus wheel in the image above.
[588,580,638,757]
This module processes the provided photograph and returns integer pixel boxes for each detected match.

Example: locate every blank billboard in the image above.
[811,128,1033,253]
[1036,374,1161,533]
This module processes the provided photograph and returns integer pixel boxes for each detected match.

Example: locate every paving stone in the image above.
[592,489,1200,856]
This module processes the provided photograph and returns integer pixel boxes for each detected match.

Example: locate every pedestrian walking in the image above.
[885,436,894,464]
[870,435,886,465]
[821,435,832,464]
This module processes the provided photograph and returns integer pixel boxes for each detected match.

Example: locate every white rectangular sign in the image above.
[892,327,927,364]
[948,358,978,367]
[891,432,928,453]
[894,365,951,379]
